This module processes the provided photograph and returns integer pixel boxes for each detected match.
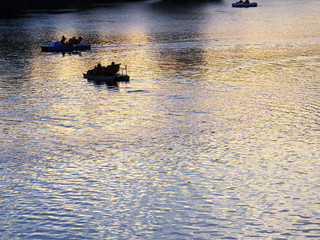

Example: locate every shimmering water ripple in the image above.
[1,0,320,239]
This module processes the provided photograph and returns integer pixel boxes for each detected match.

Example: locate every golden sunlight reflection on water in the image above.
[1,1,320,239]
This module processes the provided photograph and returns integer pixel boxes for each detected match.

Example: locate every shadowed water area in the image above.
[0,0,319,239]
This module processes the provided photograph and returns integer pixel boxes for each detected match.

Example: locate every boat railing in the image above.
[121,65,128,75]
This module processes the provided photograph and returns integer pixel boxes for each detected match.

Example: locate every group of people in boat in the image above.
[60,36,82,46]
[237,0,250,3]
[89,62,120,76]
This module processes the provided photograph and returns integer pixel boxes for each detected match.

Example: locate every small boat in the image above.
[83,62,130,84]
[232,2,257,7]
[40,41,91,52]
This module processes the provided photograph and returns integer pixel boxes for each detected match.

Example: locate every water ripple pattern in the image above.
[1,0,320,239]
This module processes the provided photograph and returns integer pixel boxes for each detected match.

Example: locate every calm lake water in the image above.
[1,0,319,239]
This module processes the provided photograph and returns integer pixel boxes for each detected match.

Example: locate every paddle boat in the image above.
[41,36,91,52]
[83,62,130,84]
[41,41,91,52]
[232,1,257,7]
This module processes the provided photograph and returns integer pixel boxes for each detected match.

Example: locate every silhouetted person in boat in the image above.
[244,0,250,3]
[238,0,243,3]
[77,37,82,44]
[106,62,120,75]
[111,62,116,72]
[94,63,102,75]
[60,36,66,45]
[67,37,76,45]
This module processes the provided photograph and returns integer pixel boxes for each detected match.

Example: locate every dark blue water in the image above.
[1,0,320,239]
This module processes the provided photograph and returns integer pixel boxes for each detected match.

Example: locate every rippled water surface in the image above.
[1,0,320,239]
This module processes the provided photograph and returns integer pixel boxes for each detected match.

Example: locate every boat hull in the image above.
[41,44,91,52]
[232,2,257,7]
[83,73,130,84]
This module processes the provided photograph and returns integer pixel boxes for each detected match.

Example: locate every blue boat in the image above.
[40,41,91,52]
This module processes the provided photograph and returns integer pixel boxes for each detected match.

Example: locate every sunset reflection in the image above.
[1,1,320,239]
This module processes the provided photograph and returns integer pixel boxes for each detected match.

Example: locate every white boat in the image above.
[41,41,91,52]
[232,2,257,7]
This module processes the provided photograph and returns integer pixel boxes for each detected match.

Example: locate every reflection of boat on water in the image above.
[40,41,91,52]
[83,62,130,84]
[232,2,257,7]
